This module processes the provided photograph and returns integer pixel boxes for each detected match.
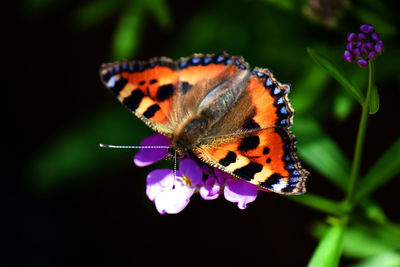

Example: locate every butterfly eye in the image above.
[168,147,184,159]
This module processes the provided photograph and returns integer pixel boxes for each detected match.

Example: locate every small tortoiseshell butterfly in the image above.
[99,51,309,194]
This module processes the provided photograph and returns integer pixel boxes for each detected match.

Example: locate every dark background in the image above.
[8,0,399,266]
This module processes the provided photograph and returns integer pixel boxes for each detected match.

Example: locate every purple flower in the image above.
[368,51,376,60]
[146,169,194,214]
[134,134,170,166]
[374,40,384,54]
[371,32,380,42]
[199,174,222,200]
[135,134,261,214]
[344,50,354,62]
[360,24,374,33]
[224,178,258,209]
[357,59,368,67]
[344,24,384,67]
[358,33,367,40]
[347,33,356,42]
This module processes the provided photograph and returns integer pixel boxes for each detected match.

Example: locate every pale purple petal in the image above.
[179,158,202,186]
[371,32,380,41]
[358,33,367,40]
[346,42,354,51]
[224,178,258,209]
[347,33,356,42]
[360,24,374,34]
[374,41,384,54]
[344,50,354,62]
[357,58,368,67]
[368,51,376,60]
[134,134,170,167]
[146,169,174,201]
[154,181,195,214]
[199,175,221,200]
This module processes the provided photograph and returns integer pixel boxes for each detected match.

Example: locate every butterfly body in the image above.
[100,52,309,194]
[170,67,250,155]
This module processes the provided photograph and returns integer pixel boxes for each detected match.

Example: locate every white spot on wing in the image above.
[107,76,117,88]
[272,180,288,192]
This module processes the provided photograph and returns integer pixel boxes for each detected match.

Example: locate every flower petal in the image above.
[199,175,221,200]
[179,157,202,186]
[146,169,174,201]
[357,58,368,67]
[344,50,354,62]
[360,24,374,34]
[154,181,195,214]
[347,33,356,42]
[224,178,258,209]
[134,134,170,167]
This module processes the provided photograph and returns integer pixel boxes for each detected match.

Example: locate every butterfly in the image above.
[99,51,309,194]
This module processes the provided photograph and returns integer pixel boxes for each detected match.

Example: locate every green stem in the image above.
[344,61,374,208]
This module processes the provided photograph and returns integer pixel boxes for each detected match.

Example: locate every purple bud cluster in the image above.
[344,24,384,67]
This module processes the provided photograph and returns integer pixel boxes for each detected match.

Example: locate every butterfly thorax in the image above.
[170,117,208,157]
[170,71,251,157]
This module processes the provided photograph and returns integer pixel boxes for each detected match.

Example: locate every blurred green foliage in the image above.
[23,0,399,266]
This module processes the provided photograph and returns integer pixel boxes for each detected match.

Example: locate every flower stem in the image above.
[344,61,374,208]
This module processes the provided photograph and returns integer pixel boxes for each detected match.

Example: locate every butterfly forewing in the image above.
[99,58,178,136]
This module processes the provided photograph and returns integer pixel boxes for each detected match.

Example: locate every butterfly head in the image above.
[167,147,185,160]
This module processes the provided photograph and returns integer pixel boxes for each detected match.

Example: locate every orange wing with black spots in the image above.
[177,52,246,86]
[99,57,178,136]
[244,68,294,129]
[191,65,308,194]
[194,128,308,194]
[100,52,309,194]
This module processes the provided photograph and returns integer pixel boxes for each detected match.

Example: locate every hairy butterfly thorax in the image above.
[99,51,309,194]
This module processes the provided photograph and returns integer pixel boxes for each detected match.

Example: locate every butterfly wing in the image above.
[99,57,178,136]
[193,68,308,194]
[99,52,248,136]
[194,128,307,194]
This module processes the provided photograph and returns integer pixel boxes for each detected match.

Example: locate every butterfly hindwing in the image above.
[194,127,308,194]
[99,57,178,136]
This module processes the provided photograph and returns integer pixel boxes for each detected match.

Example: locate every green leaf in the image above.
[355,138,400,201]
[71,0,120,30]
[293,117,350,189]
[308,224,345,267]
[112,3,142,59]
[260,0,296,12]
[287,193,345,216]
[27,107,153,190]
[340,219,400,262]
[333,92,355,120]
[351,251,400,267]
[360,199,387,224]
[144,0,171,27]
[307,48,364,105]
[290,66,330,115]
[354,8,397,37]
[369,85,380,114]
[342,227,396,259]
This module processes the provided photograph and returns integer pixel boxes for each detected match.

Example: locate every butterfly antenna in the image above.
[99,144,169,149]
[172,149,177,189]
